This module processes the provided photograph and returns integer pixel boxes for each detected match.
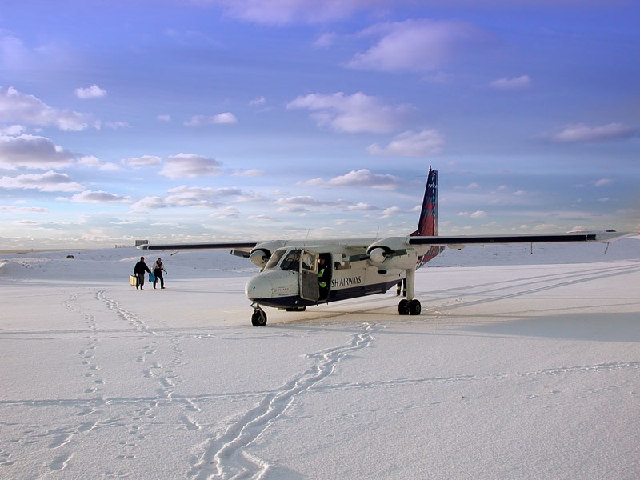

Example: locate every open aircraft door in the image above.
[299,250,320,302]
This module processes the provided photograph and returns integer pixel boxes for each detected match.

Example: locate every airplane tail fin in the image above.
[411,167,438,237]
[412,167,442,266]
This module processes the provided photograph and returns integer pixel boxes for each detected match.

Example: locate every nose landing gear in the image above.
[251,306,267,326]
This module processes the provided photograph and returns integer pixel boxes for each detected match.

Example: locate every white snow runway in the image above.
[1,244,639,479]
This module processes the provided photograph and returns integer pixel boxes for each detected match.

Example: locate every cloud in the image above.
[367,129,444,157]
[0,125,25,136]
[208,0,382,25]
[345,202,379,211]
[0,86,95,131]
[0,133,76,169]
[165,185,243,208]
[455,182,480,190]
[104,121,129,129]
[248,214,279,223]
[458,210,488,219]
[122,155,163,168]
[70,190,130,203]
[0,33,74,75]
[594,178,614,187]
[347,19,490,73]
[158,154,222,178]
[297,170,399,189]
[276,196,326,212]
[277,196,324,207]
[470,210,488,219]
[0,170,84,192]
[208,0,612,26]
[233,168,263,177]
[276,195,383,213]
[0,35,32,70]
[287,92,412,133]
[75,84,107,99]
[314,33,338,48]
[131,186,247,211]
[130,196,167,212]
[553,123,637,143]
[76,155,121,171]
[208,206,240,219]
[184,113,238,126]
[382,206,402,217]
[76,155,101,167]
[327,169,400,190]
[249,96,266,106]
[0,205,49,213]
[298,177,324,187]
[489,75,532,89]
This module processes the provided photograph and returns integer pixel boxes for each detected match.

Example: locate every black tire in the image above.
[251,310,267,326]
[398,299,410,315]
[409,299,421,315]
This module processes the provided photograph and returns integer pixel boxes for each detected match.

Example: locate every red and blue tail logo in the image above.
[412,168,442,267]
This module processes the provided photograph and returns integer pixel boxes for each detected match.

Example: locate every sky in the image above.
[0,0,638,249]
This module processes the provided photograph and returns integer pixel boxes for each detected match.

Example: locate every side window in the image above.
[281,250,301,271]
[334,261,351,270]
[301,251,318,273]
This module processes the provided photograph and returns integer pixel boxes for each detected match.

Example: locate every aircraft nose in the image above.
[245,274,271,300]
[245,270,298,302]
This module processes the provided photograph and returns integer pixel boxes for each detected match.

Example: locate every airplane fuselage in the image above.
[245,247,404,310]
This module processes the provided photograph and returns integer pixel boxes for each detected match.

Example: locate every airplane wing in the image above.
[408,230,633,248]
[139,238,382,253]
[364,230,634,268]
[140,241,258,251]
[140,241,258,259]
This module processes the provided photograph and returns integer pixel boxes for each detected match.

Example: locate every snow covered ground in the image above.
[1,239,639,479]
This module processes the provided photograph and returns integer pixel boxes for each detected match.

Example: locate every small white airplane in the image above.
[141,168,630,326]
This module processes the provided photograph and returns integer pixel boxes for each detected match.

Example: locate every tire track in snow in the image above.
[4,291,108,476]
[64,292,104,396]
[423,263,640,313]
[30,292,105,475]
[316,360,640,393]
[96,289,186,466]
[97,289,156,336]
[3,360,637,410]
[189,322,377,480]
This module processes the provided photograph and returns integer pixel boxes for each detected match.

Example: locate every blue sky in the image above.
[0,0,638,249]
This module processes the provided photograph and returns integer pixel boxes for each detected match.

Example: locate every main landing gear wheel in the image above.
[409,299,421,315]
[398,299,410,315]
[398,299,422,316]
[251,309,267,326]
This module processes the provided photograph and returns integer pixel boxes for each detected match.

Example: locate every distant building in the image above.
[135,240,149,247]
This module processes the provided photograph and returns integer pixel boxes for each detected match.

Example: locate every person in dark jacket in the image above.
[152,258,167,289]
[133,257,151,290]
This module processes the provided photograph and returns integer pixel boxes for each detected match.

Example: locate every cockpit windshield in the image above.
[264,248,302,271]
[280,250,301,271]
[264,249,286,270]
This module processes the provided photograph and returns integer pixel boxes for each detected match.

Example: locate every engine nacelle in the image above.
[368,247,387,264]
[366,237,417,269]
[250,249,270,268]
